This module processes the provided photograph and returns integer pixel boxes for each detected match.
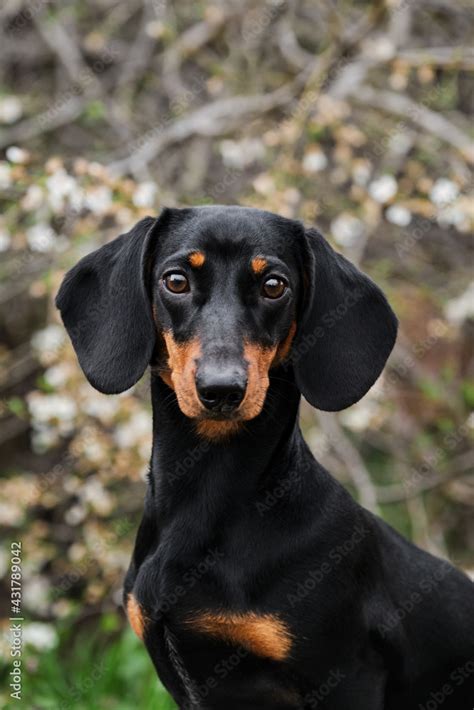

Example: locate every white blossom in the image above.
[437,206,465,228]
[302,150,328,173]
[362,36,395,61]
[23,623,58,651]
[352,161,372,186]
[114,410,151,448]
[385,205,412,227]
[444,282,474,325]
[132,181,157,208]
[26,224,55,252]
[22,184,44,211]
[81,478,113,515]
[252,173,275,195]
[31,324,65,355]
[0,96,22,123]
[28,393,77,431]
[0,501,23,526]
[6,146,29,164]
[341,399,380,432]
[368,174,398,203]
[84,185,113,215]
[220,137,265,169]
[430,178,459,207]
[46,169,78,212]
[32,426,59,454]
[81,390,120,421]
[0,228,11,251]
[65,504,87,526]
[43,363,72,389]
[0,162,12,189]
[22,578,51,616]
[331,213,366,247]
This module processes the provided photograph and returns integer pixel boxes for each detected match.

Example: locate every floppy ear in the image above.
[293,228,397,411]
[56,216,157,394]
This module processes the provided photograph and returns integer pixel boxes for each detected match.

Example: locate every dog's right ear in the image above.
[56,216,160,394]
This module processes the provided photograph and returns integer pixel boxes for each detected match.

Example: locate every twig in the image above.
[0,96,87,148]
[375,451,474,503]
[316,412,380,514]
[160,8,233,101]
[352,85,474,161]
[108,73,309,176]
[276,19,314,71]
[397,46,474,69]
[116,0,160,90]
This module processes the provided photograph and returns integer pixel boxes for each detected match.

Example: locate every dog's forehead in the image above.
[159,206,300,261]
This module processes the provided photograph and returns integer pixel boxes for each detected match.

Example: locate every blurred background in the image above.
[0,0,473,707]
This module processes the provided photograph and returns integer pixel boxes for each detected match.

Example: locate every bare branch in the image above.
[376,451,474,503]
[316,412,380,515]
[352,85,474,161]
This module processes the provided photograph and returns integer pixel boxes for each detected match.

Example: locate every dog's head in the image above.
[56,206,397,437]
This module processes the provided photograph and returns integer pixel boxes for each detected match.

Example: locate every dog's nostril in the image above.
[227,391,243,406]
[197,379,246,413]
[200,389,220,405]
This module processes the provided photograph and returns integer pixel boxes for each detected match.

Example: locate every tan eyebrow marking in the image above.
[251,257,267,275]
[188,251,205,268]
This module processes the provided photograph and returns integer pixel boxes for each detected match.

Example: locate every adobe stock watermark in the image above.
[158,547,225,614]
[195,647,248,701]
[287,288,364,369]
[418,659,474,710]
[58,659,108,710]
[377,561,454,638]
[398,419,469,498]
[168,438,212,485]
[36,44,119,129]
[286,522,371,608]
[303,668,346,708]
[255,467,301,516]
[52,517,133,597]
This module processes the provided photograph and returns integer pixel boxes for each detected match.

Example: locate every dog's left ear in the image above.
[56,216,158,394]
[293,228,398,411]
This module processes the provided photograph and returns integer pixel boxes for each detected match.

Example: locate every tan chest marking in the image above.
[126,594,148,640]
[184,611,293,661]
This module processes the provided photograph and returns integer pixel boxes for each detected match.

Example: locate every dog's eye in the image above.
[164,272,190,294]
[262,276,287,300]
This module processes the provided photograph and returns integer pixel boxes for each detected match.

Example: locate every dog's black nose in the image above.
[196,370,246,414]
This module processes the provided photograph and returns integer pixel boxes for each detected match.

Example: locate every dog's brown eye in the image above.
[164,272,189,294]
[262,276,287,300]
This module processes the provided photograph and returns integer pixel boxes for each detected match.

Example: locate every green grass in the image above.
[1,615,176,710]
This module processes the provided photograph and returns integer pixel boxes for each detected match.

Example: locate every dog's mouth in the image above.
[196,408,243,422]
[156,327,296,438]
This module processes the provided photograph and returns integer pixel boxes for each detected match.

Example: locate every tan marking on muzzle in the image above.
[239,342,278,420]
[272,320,296,366]
[126,594,148,640]
[162,331,203,418]
[184,611,293,661]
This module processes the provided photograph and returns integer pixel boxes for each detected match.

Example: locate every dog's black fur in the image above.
[57,206,474,709]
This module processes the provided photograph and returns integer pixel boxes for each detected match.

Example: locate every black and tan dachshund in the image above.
[57,206,474,709]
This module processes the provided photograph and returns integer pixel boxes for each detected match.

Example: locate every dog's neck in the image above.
[149,366,303,514]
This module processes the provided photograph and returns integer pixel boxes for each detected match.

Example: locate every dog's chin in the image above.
[197,410,242,422]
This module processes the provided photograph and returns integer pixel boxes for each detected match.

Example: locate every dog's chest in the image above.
[133,520,299,659]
